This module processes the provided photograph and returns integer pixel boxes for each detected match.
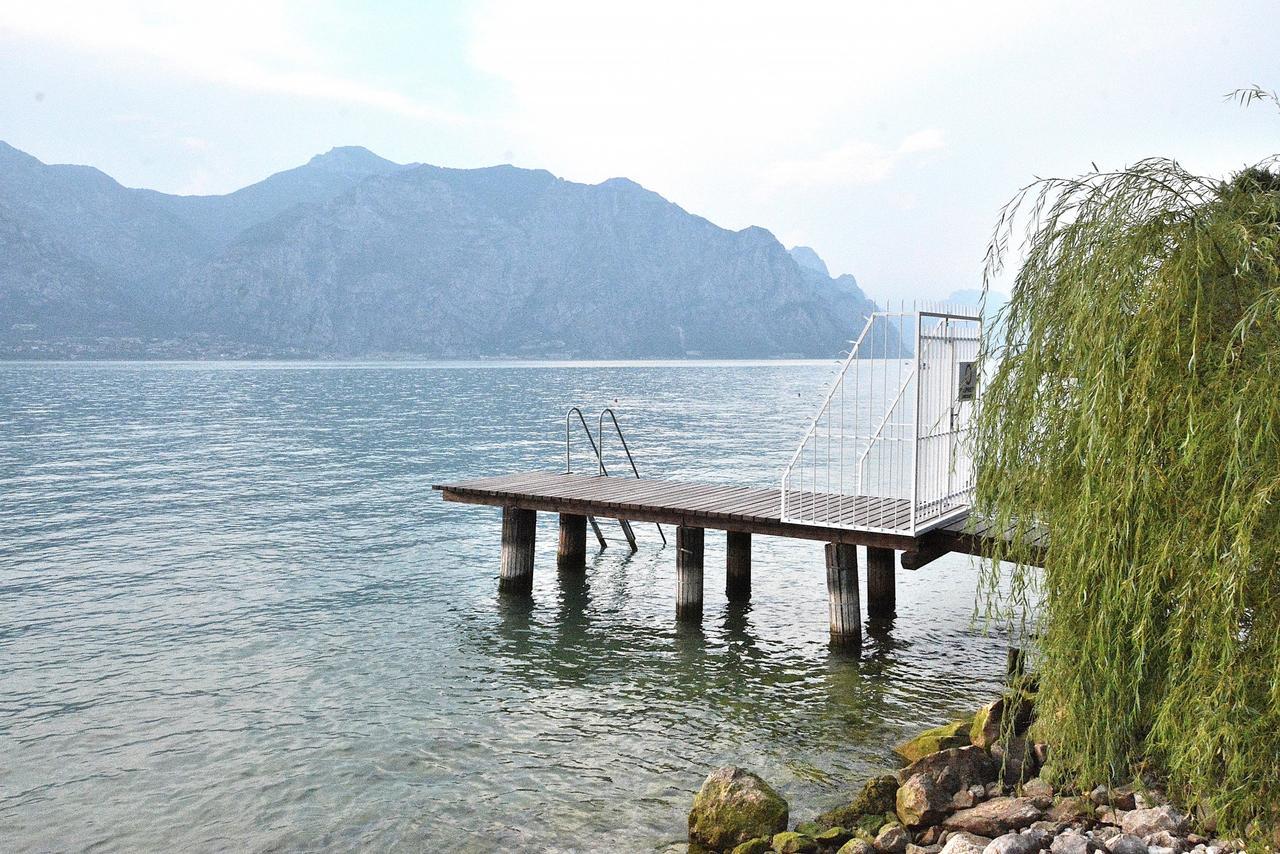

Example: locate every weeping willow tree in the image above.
[975,91,1280,836]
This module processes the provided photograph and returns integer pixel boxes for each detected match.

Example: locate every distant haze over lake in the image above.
[0,142,876,360]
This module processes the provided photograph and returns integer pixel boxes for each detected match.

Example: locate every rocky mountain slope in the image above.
[0,142,874,358]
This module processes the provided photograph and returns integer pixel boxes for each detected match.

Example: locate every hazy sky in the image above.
[1,0,1277,300]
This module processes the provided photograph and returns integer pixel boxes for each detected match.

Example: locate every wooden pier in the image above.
[434,471,1041,650]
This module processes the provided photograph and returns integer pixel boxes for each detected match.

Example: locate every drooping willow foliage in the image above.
[975,97,1280,835]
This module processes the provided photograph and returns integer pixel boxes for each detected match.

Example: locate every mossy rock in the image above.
[794,821,823,836]
[894,718,973,763]
[772,831,819,853]
[814,775,900,829]
[689,766,790,850]
[854,813,889,838]
[970,691,1035,749]
[731,838,773,854]
[814,826,854,846]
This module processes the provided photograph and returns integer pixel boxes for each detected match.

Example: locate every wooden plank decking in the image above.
[432,471,1042,567]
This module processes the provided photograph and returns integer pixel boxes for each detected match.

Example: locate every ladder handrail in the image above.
[565,407,606,474]
[599,408,666,546]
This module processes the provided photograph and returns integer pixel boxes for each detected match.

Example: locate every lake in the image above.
[0,361,1009,852]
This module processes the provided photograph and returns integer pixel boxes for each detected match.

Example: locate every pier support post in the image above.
[557,513,587,572]
[499,506,536,595]
[825,542,861,650]
[725,531,751,602]
[866,546,895,619]
[676,526,705,621]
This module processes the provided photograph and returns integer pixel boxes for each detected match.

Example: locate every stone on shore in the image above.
[897,747,998,827]
[941,832,995,854]
[1051,831,1094,854]
[689,767,789,850]
[983,832,1042,854]
[896,719,974,763]
[732,839,773,854]
[839,841,876,854]
[817,775,900,830]
[1106,834,1148,854]
[1121,807,1187,839]
[970,693,1035,749]
[875,823,910,854]
[1046,798,1095,826]
[772,831,818,853]
[943,797,1043,837]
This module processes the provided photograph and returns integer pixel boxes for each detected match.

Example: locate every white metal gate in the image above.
[779,306,981,535]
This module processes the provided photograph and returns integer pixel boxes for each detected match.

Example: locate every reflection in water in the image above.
[0,361,1007,852]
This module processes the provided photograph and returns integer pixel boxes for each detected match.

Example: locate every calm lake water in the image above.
[0,361,1009,853]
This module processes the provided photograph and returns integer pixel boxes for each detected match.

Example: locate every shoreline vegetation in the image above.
[686,678,1264,854]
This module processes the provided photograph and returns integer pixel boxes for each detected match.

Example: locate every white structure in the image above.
[780,306,982,535]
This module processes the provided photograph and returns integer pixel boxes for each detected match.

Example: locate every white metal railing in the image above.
[780,304,982,535]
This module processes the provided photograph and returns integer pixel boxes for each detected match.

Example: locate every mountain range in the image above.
[0,142,875,359]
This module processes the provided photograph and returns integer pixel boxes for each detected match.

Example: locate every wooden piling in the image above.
[825,542,861,649]
[499,506,536,595]
[557,513,587,571]
[866,546,896,619]
[676,526,705,621]
[725,530,751,602]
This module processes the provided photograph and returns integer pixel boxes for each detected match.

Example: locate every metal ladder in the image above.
[565,407,667,551]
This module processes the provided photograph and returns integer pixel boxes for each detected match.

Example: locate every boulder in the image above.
[772,831,818,853]
[896,719,974,763]
[839,842,876,854]
[907,846,943,854]
[1097,808,1129,827]
[1046,798,1095,826]
[733,839,773,854]
[982,832,1042,854]
[970,693,1035,749]
[990,737,1038,787]
[942,833,994,854]
[816,827,855,847]
[1121,807,1187,839]
[1106,835,1148,854]
[875,824,911,854]
[817,776,900,830]
[689,767,790,850]
[897,748,999,827]
[1143,832,1185,853]
[943,798,1043,837]
[1031,822,1068,836]
[1090,786,1137,811]
[1052,831,1094,854]
[1020,779,1054,806]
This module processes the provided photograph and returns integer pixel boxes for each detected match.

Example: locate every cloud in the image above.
[765,129,946,189]
[0,0,466,124]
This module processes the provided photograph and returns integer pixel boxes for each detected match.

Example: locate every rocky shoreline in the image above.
[685,687,1244,854]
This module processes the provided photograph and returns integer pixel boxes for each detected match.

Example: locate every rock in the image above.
[986,783,1004,798]
[733,839,773,854]
[1021,779,1054,806]
[1097,808,1129,827]
[1031,744,1050,766]
[970,693,1035,749]
[1047,798,1095,826]
[970,785,989,802]
[942,839,998,854]
[941,833,994,854]
[689,767,790,850]
[1148,847,1174,854]
[1020,827,1053,849]
[1106,835,1148,854]
[982,832,1042,854]
[817,776,900,830]
[896,719,974,763]
[1133,791,1167,810]
[838,842,876,854]
[990,737,1038,786]
[906,846,942,854]
[952,788,978,810]
[944,798,1044,837]
[897,748,999,827]
[1143,831,1185,853]
[772,831,818,853]
[1090,786,1137,811]
[1092,827,1121,845]
[816,827,855,847]
[876,824,911,854]
[1031,821,1068,836]
[918,827,946,845]
[1052,831,1094,854]
[1121,807,1188,839]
